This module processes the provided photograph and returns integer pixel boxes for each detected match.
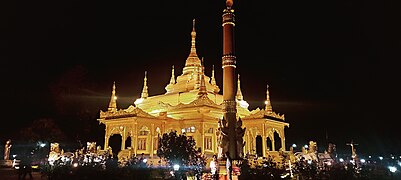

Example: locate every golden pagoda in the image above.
[98,19,289,160]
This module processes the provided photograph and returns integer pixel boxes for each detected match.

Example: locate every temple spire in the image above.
[190,19,197,56]
[236,74,243,100]
[198,58,207,96]
[211,65,217,86]
[210,65,220,94]
[194,57,203,90]
[141,71,149,99]
[265,84,273,112]
[169,65,176,84]
[108,81,117,112]
[183,19,201,75]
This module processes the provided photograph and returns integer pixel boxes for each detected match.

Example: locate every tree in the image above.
[157,130,201,166]
[18,118,67,143]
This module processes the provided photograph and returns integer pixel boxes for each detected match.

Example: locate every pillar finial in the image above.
[169,65,176,84]
[226,0,234,8]
[211,65,216,85]
[141,71,149,98]
[236,74,243,100]
[190,19,197,56]
[108,81,117,112]
[211,65,220,93]
[265,84,273,112]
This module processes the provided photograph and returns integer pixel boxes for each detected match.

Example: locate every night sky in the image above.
[1,0,400,155]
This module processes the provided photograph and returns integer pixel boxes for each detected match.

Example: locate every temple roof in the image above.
[100,20,285,123]
[165,19,220,94]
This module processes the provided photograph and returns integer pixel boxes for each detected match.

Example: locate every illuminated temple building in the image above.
[98,20,289,159]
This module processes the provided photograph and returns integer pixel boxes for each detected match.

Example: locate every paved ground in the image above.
[0,167,43,180]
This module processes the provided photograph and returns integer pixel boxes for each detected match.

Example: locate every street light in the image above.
[173,164,180,171]
[389,166,397,173]
[292,144,297,148]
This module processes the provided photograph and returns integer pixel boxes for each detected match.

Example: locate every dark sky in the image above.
[1,0,400,155]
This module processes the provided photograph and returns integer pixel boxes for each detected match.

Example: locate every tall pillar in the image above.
[281,131,286,151]
[121,127,126,150]
[262,135,267,157]
[272,138,276,152]
[134,123,138,156]
[222,0,239,160]
[104,135,109,150]
[131,136,135,151]
[150,124,154,157]
[245,130,248,154]
[262,124,266,157]
[251,134,256,155]
[214,126,218,154]
[104,126,109,150]
[201,123,205,154]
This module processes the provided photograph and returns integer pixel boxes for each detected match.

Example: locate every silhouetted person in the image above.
[225,152,232,180]
[105,155,118,170]
[18,153,33,180]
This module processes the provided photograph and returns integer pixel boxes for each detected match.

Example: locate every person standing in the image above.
[210,155,218,180]
[225,152,232,180]
[18,153,33,180]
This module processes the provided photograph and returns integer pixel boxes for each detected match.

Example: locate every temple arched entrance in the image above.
[267,137,272,151]
[256,135,262,157]
[109,134,122,156]
[125,136,132,149]
[274,131,281,151]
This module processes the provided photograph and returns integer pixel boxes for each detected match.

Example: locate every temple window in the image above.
[140,130,149,136]
[206,128,213,133]
[139,126,150,135]
[182,126,196,133]
[138,138,146,150]
[154,137,159,150]
[205,136,213,150]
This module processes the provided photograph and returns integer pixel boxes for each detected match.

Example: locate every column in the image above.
[246,131,250,155]
[150,124,154,157]
[281,130,286,151]
[104,135,109,150]
[272,137,275,152]
[104,125,109,150]
[252,134,256,155]
[133,123,138,156]
[262,124,266,157]
[121,127,126,150]
[214,126,218,154]
[201,123,205,154]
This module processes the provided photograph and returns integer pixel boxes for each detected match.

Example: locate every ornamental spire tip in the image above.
[226,0,233,7]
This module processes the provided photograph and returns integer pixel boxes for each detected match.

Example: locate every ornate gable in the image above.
[245,108,285,121]
[172,94,222,110]
[100,105,156,119]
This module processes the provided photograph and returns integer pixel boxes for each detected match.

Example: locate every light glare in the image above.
[173,164,180,171]
[389,166,397,173]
